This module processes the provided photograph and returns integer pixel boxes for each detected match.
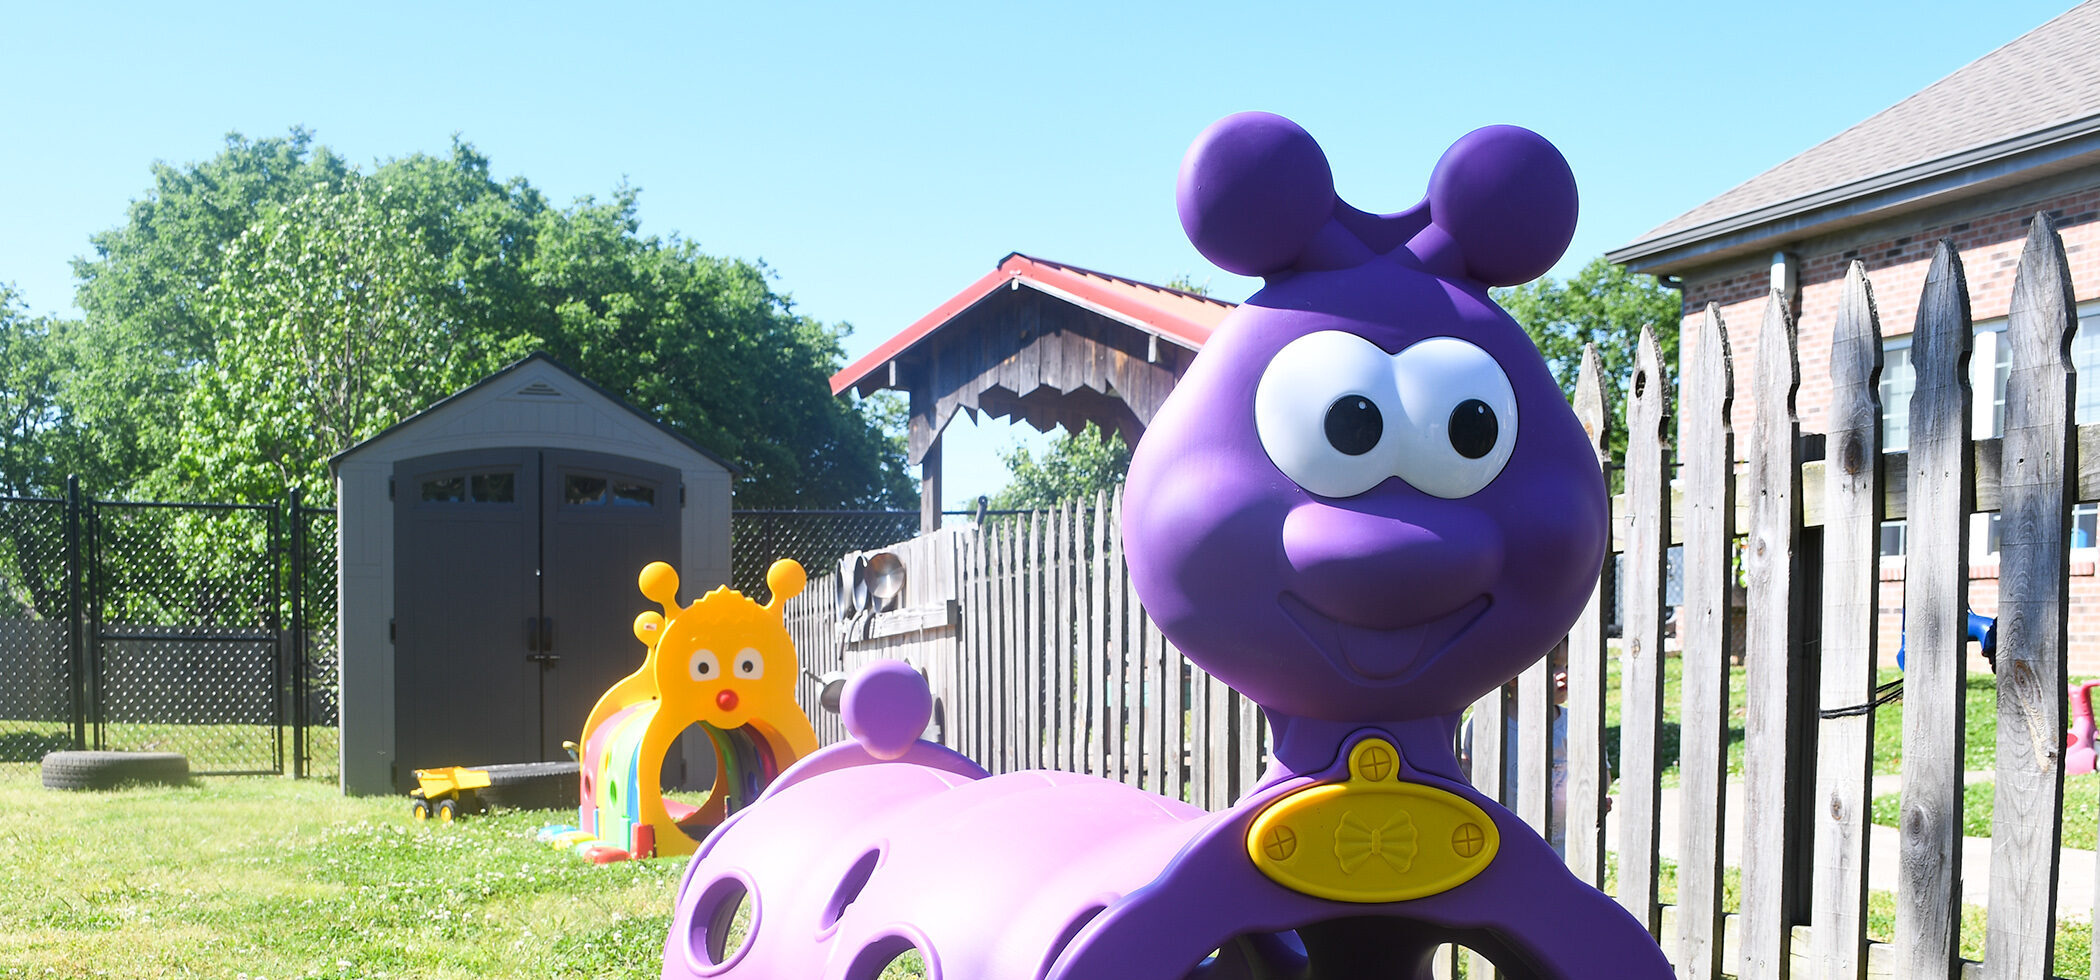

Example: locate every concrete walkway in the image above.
[1622,773,2096,919]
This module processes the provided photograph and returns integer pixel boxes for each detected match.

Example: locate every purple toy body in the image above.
[661,113,1672,979]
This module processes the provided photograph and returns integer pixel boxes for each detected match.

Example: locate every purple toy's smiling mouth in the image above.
[1279,593,1492,682]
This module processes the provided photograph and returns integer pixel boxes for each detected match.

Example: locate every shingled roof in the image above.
[1611,2,2100,273]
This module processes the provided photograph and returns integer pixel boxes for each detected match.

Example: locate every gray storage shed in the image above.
[332,354,736,796]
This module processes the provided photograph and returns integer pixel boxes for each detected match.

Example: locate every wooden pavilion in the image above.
[831,253,1235,530]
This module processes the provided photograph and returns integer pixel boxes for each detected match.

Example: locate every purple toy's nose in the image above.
[1281,496,1503,630]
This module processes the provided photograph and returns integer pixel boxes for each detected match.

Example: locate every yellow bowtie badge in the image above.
[1246,737,1499,903]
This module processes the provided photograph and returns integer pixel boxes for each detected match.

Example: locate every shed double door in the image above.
[393,448,680,786]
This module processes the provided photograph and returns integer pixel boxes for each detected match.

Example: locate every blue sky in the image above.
[0,1,2077,505]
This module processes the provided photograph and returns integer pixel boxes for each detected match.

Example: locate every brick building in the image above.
[1607,2,2100,673]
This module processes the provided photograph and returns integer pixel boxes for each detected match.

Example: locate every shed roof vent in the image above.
[514,380,564,398]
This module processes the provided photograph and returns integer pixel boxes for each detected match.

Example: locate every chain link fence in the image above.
[729,510,925,597]
[0,487,336,775]
[293,504,339,780]
[0,495,75,762]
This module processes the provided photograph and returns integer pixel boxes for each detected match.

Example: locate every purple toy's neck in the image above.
[1257,710,1465,791]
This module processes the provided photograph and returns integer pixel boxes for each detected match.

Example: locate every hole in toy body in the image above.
[845,934,931,980]
[684,875,756,970]
[822,848,884,931]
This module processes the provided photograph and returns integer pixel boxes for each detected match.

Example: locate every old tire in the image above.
[476,761,579,811]
[40,751,190,791]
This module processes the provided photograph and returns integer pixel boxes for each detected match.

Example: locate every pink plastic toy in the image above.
[2069,681,2099,775]
[658,112,1672,979]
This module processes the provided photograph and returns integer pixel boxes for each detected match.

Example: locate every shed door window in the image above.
[564,472,656,508]
[422,471,517,504]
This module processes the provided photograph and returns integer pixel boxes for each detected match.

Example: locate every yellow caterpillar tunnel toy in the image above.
[541,559,816,862]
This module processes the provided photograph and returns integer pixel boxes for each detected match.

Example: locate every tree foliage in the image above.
[989,422,1131,511]
[24,132,912,509]
[1492,256,1684,462]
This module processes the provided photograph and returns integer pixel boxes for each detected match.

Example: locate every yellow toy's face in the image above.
[652,590,799,731]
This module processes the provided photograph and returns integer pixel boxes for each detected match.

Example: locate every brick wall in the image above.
[1672,174,2100,676]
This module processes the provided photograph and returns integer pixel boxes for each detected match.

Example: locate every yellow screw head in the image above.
[1452,822,1486,858]
[1263,825,1299,861]
[1357,744,1395,782]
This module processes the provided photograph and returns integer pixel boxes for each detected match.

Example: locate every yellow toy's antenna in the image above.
[639,561,682,616]
[633,611,665,649]
[764,558,806,613]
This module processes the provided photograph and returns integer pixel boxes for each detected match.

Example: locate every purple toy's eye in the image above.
[1255,331,1405,498]
[1389,337,1518,498]
[1255,332,1518,500]
[1324,396,1384,456]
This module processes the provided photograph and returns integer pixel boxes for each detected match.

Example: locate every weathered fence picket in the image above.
[1983,213,2075,980]
[1679,302,1736,980]
[776,225,2092,980]
[1566,348,1612,890]
[1813,261,1883,980]
[1899,241,1975,980]
[1621,326,1672,936]
[1743,288,1809,980]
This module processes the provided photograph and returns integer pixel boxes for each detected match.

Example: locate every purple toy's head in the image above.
[1124,112,1606,725]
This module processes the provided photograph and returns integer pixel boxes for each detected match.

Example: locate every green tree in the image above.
[52,131,912,509]
[65,131,352,495]
[157,175,509,503]
[1492,255,1683,462]
[0,285,66,496]
[990,422,1131,510]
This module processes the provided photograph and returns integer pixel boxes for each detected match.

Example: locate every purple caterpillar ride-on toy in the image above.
[659,112,1674,979]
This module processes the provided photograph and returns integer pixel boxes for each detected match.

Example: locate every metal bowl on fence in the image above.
[865,551,906,612]
[835,553,866,621]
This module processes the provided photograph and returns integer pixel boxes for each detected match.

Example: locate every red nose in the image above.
[716,689,739,711]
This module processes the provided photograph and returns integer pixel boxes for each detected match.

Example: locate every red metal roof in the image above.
[830,253,1235,395]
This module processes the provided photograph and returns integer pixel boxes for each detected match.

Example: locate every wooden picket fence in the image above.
[782,214,2091,980]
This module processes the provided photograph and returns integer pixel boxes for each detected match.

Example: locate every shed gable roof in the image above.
[1612,2,2100,272]
[330,352,738,474]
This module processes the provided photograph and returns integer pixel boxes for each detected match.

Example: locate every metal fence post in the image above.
[289,488,305,779]
[65,475,84,751]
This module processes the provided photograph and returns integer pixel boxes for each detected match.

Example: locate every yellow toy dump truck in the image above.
[410,765,491,822]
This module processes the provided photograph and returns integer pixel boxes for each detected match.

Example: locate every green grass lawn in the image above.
[1639,854,2092,970]
[0,763,683,979]
[0,762,935,979]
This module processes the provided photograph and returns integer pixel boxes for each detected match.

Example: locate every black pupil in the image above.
[1323,396,1383,456]
[1449,399,1498,459]
[697,661,711,675]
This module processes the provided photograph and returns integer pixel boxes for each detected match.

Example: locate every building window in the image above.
[564,472,656,508]
[1880,337,1914,453]
[1888,305,2100,559]
[422,471,516,505]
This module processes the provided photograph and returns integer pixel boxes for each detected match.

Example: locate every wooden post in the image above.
[1678,304,1735,980]
[1050,502,1068,771]
[1982,214,2074,980]
[1742,289,1807,980]
[1618,326,1671,936]
[1896,240,1972,980]
[1515,640,1551,840]
[1108,487,1128,785]
[917,423,943,535]
[1026,512,1044,769]
[999,518,1019,775]
[1812,262,1884,980]
[1565,347,1612,889]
